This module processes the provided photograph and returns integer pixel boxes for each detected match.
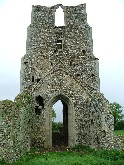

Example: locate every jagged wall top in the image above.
[21,3,99,92]
[31,4,87,26]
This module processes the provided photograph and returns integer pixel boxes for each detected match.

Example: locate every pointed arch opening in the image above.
[45,94,75,148]
[52,99,68,146]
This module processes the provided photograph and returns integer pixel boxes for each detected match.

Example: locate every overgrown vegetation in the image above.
[115,121,124,130]
[52,122,63,133]
[114,130,124,136]
[109,102,124,130]
[0,92,32,111]
[1,145,124,165]
[52,106,63,133]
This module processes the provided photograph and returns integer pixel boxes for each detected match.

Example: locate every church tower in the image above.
[20,4,113,148]
[21,4,100,92]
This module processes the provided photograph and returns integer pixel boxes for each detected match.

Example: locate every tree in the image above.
[52,108,56,122]
[109,102,124,130]
[114,120,124,130]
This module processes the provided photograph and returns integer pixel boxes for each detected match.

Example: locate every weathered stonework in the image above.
[20,4,102,148]
[0,3,123,163]
[0,93,32,162]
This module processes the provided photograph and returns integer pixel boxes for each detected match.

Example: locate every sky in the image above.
[0,0,124,121]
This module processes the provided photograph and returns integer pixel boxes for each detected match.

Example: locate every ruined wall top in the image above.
[20,3,100,92]
[31,4,87,26]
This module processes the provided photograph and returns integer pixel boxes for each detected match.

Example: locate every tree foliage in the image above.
[52,122,63,133]
[52,108,56,121]
[115,120,124,130]
[109,102,124,130]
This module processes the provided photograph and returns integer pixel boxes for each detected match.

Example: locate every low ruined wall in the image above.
[0,100,16,162]
[114,135,124,150]
[0,92,123,163]
[76,92,114,149]
[90,92,114,149]
[0,92,32,163]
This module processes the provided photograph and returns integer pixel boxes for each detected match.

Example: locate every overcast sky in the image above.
[0,0,124,119]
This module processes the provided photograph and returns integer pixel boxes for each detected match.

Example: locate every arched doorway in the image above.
[46,94,75,148]
[52,100,68,146]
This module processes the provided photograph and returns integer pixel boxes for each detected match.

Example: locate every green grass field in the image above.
[114,130,124,136]
[1,146,124,165]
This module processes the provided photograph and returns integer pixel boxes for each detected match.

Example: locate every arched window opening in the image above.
[36,95,44,108]
[55,7,65,26]
[35,96,44,115]
[52,99,68,146]
[82,50,86,55]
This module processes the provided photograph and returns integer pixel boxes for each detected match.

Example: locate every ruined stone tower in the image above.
[20,4,114,148]
[2,4,124,163]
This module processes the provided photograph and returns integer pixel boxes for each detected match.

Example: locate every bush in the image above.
[52,122,63,133]
[115,120,124,130]
[113,160,124,165]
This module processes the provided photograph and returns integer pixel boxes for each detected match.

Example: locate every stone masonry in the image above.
[0,3,123,163]
[20,3,114,148]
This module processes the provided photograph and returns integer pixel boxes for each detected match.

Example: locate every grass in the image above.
[1,146,124,165]
[114,130,124,136]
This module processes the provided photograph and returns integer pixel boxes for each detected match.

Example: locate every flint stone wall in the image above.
[1,3,123,163]
[20,4,114,149]
[114,135,124,150]
[20,4,100,92]
[0,93,32,163]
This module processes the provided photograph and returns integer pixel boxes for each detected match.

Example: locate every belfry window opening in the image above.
[55,7,65,26]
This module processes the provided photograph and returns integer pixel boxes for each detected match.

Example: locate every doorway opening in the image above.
[52,99,68,146]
